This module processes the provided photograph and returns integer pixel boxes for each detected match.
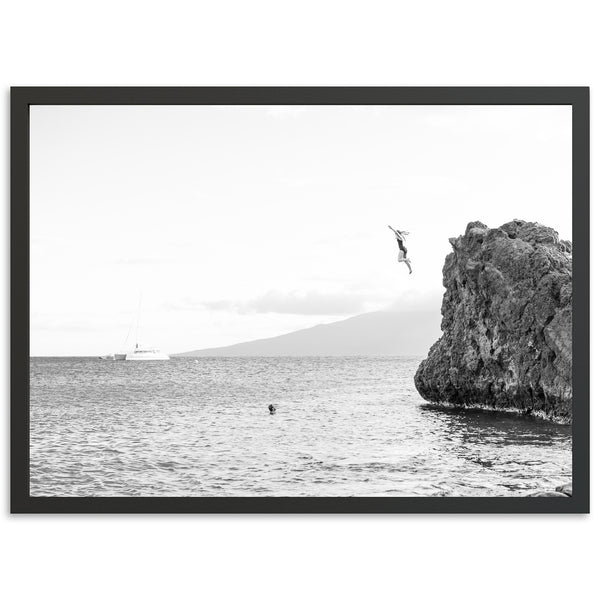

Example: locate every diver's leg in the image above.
[397,251,412,273]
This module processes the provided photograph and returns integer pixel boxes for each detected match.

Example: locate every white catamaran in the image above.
[114,345,170,361]
[113,295,170,361]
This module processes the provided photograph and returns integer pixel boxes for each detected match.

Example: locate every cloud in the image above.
[385,289,443,312]
[200,299,236,311]
[244,290,366,315]
[165,290,369,316]
[164,289,444,317]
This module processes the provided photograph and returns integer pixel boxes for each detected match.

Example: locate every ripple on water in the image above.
[29,357,571,497]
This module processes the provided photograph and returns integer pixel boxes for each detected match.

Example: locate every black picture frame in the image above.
[11,87,590,514]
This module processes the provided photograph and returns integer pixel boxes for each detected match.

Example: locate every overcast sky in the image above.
[30,104,572,356]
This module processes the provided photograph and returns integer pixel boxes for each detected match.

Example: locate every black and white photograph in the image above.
[15,89,587,509]
[5,2,599,598]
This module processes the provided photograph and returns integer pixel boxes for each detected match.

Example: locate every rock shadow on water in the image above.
[418,401,572,447]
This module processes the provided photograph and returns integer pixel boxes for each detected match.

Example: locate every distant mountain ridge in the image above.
[175,310,441,357]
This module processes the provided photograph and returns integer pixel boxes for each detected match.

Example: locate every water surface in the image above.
[30,357,572,496]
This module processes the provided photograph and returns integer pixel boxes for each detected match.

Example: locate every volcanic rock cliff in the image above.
[414,220,572,423]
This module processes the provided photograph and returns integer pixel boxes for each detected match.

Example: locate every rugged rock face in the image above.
[414,220,572,423]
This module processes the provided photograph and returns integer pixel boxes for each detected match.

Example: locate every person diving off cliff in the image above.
[388,225,412,274]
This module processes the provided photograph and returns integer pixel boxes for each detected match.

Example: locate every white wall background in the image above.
[1,1,597,599]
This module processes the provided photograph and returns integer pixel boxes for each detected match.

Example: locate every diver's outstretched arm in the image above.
[388,225,410,236]
[388,225,401,239]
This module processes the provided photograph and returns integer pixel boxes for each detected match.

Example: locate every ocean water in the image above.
[30,357,572,497]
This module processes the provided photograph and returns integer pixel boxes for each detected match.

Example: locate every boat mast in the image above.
[122,313,134,351]
[135,293,142,349]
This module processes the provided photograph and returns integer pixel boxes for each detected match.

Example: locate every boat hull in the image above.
[124,353,170,361]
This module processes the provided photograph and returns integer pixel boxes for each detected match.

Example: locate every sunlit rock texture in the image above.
[415,220,572,423]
